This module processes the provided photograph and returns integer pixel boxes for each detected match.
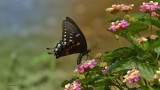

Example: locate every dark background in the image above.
[0,0,144,90]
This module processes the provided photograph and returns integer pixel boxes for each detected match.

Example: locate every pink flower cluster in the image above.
[77,59,97,73]
[106,4,134,14]
[108,20,130,32]
[140,1,160,13]
[123,67,140,83]
[64,81,81,90]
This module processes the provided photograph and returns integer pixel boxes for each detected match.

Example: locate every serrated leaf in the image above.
[94,78,113,87]
[126,21,149,35]
[131,13,151,24]
[78,77,93,84]
[109,57,138,73]
[104,47,136,64]
[151,18,160,28]
[109,59,156,81]
[138,63,156,81]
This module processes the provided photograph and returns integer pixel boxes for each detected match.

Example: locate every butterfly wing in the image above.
[54,17,87,58]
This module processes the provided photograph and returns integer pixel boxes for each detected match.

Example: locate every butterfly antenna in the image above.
[46,48,50,50]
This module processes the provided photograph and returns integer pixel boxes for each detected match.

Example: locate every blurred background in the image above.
[0,0,144,90]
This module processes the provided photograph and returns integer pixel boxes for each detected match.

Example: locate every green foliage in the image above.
[126,21,149,34]
[61,1,160,90]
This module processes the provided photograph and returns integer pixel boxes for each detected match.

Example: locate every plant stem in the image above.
[150,13,153,34]
[115,35,122,47]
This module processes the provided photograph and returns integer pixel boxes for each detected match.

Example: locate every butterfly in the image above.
[47,17,90,65]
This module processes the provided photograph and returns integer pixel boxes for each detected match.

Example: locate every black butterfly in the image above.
[47,17,90,65]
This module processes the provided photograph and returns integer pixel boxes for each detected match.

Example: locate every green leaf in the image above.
[104,47,136,64]
[138,63,156,81]
[155,46,160,54]
[78,77,93,84]
[94,78,113,87]
[156,30,160,36]
[131,13,151,24]
[137,86,149,90]
[131,13,160,28]
[126,21,149,35]
[151,18,160,28]
[109,58,156,81]
[109,57,138,73]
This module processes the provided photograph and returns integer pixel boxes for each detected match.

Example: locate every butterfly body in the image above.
[48,17,90,65]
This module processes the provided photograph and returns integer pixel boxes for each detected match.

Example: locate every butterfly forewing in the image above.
[54,17,88,58]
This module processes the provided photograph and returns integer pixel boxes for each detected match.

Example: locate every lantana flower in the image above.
[77,59,97,73]
[123,67,140,83]
[106,4,134,14]
[106,4,122,14]
[137,37,148,44]
[64,81,81,90]
[108,20,129,32]
[121,4,134,13]
[140,1,160,13]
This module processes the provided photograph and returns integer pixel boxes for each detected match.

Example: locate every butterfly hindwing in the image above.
[54,17,88,58]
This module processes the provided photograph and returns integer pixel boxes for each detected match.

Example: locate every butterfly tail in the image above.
[77,53,83,65]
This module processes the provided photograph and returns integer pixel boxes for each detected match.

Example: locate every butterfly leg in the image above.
[77,53,83,65]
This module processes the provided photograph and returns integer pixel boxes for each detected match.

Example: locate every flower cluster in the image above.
[106,4,122,14]
[123,67,140,83]
[137,37,148,44]
[106,4,134,14]
[108,20,129,32]
[140,1,160,13]
[64,81,81,90]
[77,59,97,73]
